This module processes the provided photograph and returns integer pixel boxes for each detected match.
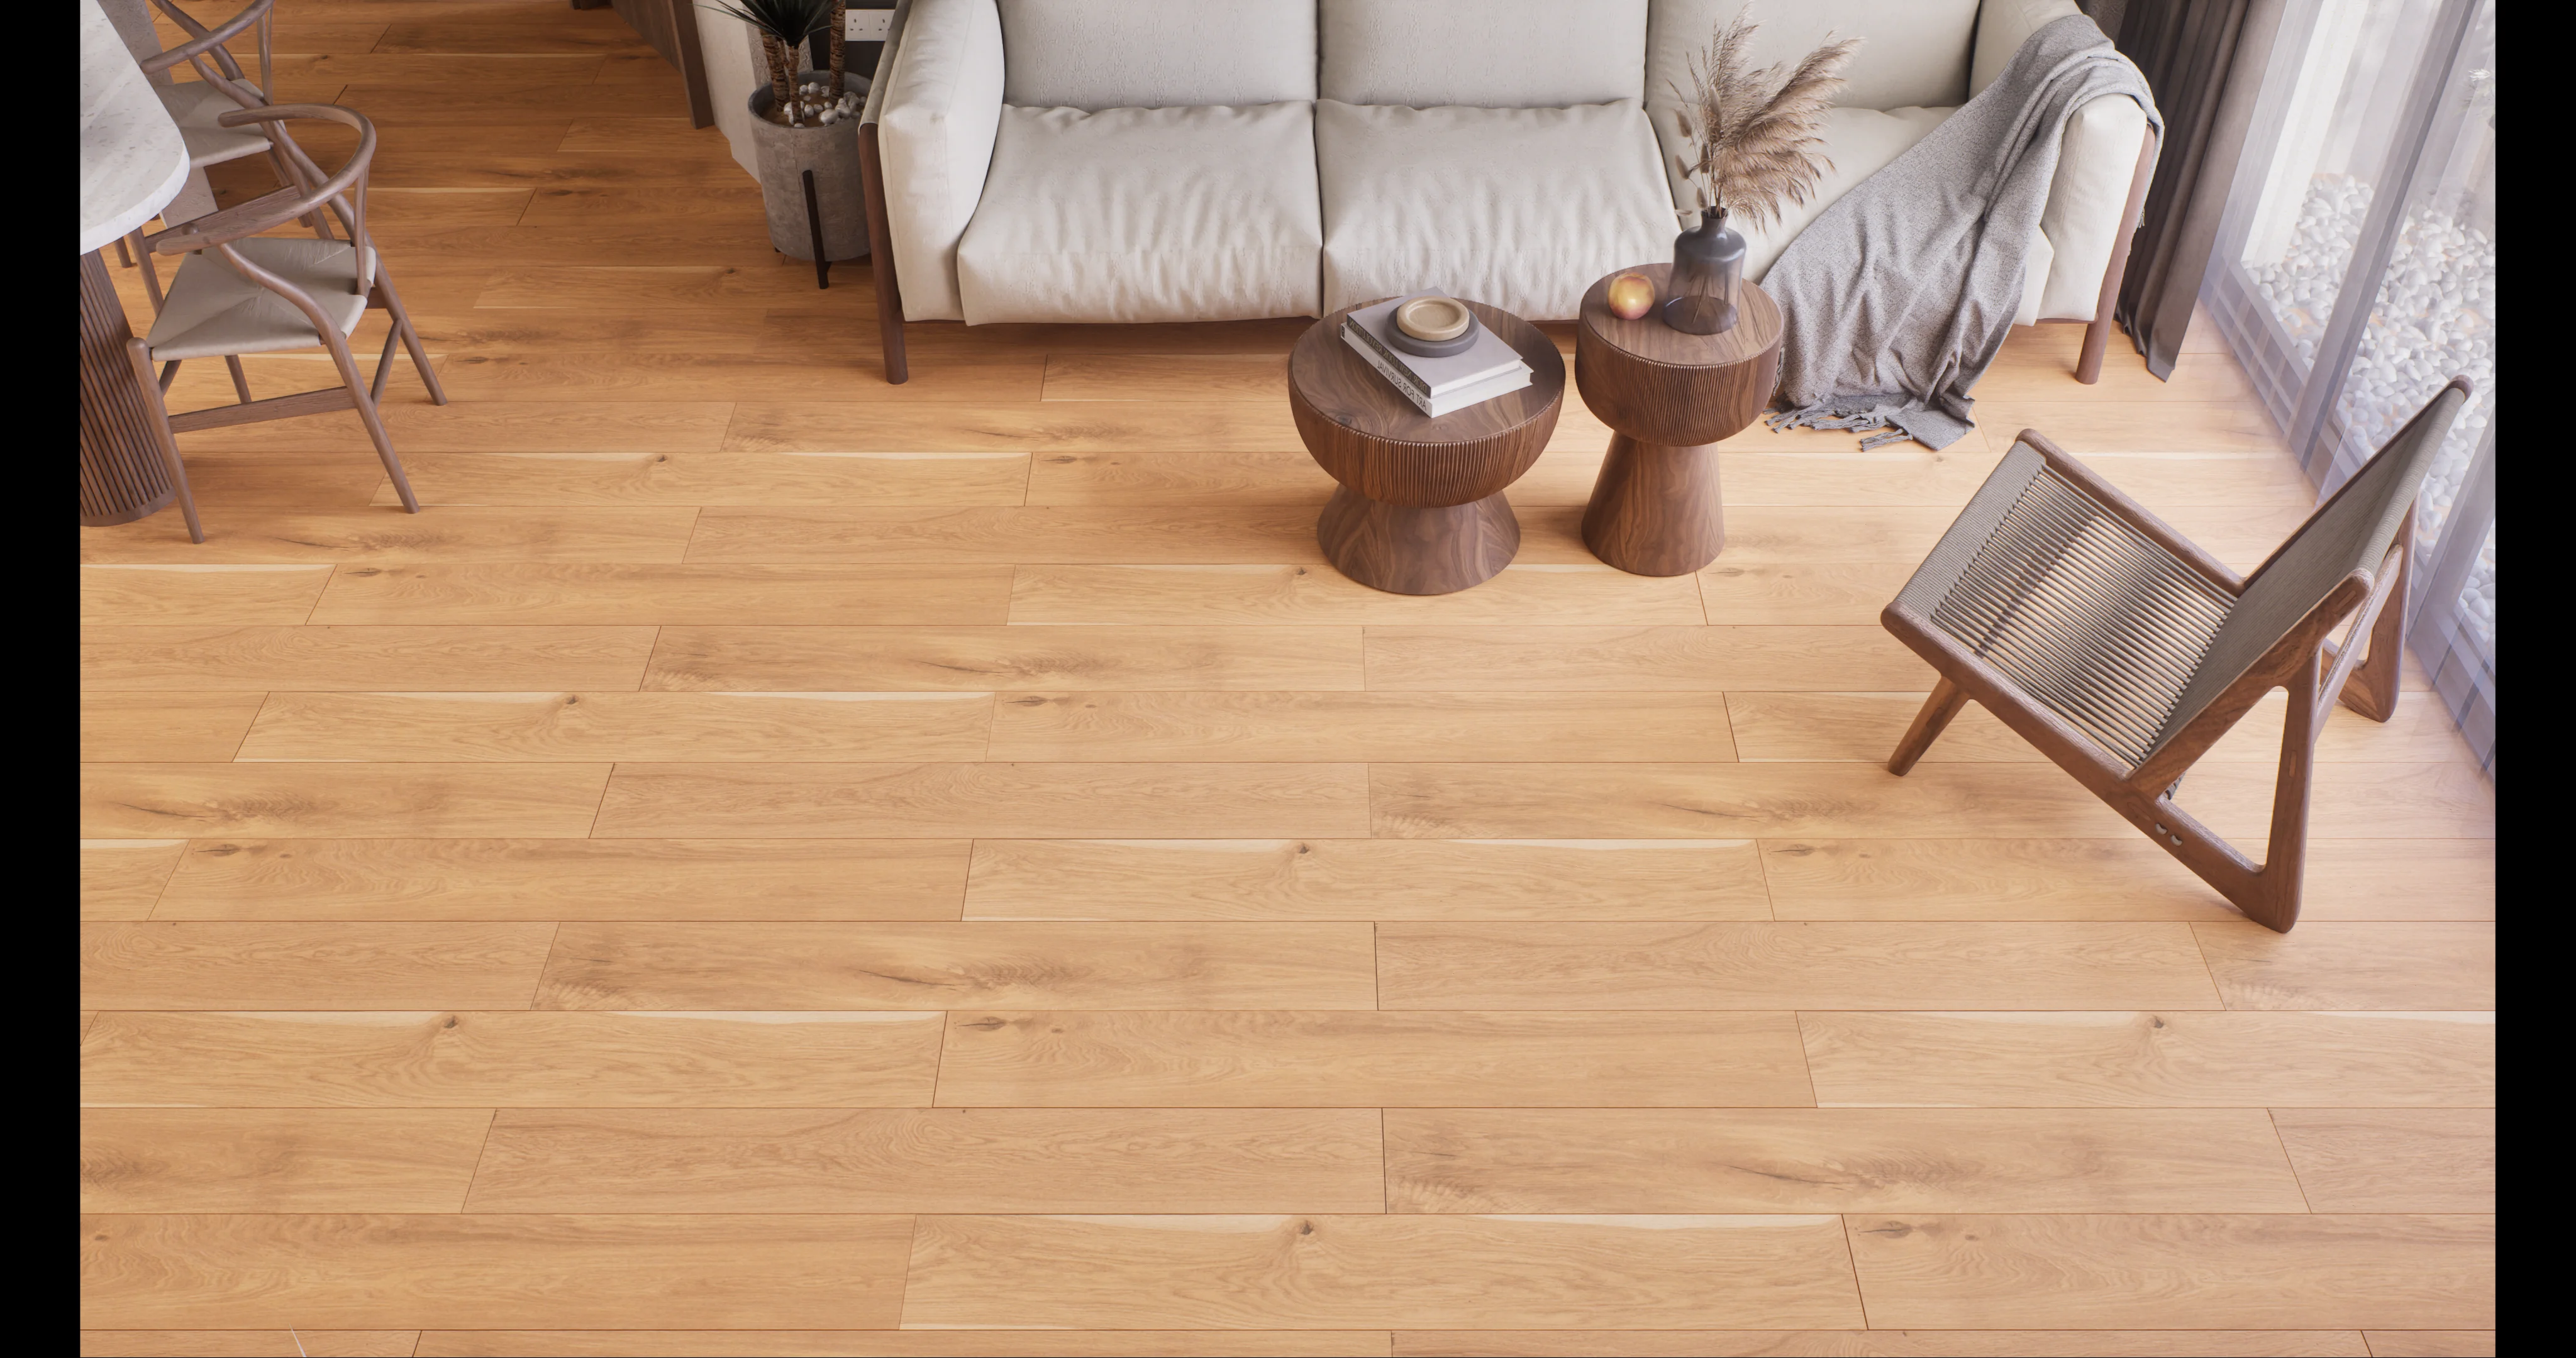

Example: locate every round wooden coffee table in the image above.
[1574,264,1783,576]
[1288,299,1565,595]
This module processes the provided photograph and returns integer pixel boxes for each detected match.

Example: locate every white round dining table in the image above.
[79,0,192,528]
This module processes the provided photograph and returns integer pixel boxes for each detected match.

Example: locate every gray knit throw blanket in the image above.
[1762,14,2161,450]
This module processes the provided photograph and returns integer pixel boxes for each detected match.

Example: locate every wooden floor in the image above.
[80,5,2495,1356]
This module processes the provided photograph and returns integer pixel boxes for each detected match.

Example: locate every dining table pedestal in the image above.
[79,249,179,526]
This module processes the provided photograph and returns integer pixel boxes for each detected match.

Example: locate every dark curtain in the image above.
[2106,0,2288,378]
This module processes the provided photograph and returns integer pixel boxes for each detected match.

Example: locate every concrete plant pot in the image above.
[746,77,870,263]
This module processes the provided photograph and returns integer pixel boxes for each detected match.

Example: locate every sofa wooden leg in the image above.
[2076,128,2162,385]
[858,121,909,385]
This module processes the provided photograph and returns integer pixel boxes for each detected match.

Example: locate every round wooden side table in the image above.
[1288,298,1565,595]
[1574,263,1783,576]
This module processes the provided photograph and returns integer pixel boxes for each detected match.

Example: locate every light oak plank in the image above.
[423,309,775,355]
[2359,1333,2498,1357]
[414,1332,1391,1357]
[78,1334,421,1358]
[112,452,391,509]
[79,921,556,1010]
[1361,627,1924,691]
[723,400,1307,453]
[311,563,1013,625]
[2192,923,2496,1010]
[477,265,872,309]
[1375,922,2223,1010]
[78,506,701,565]
[1697,562,1923,625]
[1844,1214,2492,1330]
[1370,762,2130,839]
[1800,1011,2495,1107]
[1760,839,2496,922]
[1974,399,2289,454]
[80,1214,914,1329]
[1386,1108,2307,1212]
[986,691,1737,762]
[1027,450,1341,505]
[1043,353,1286,400]
[1370,762,2494,842]
[2270,1110,2496,1213]
[80,763,613,838]
[1387,1330,2371,1356]
[467,1107,1384,1212]
[80,693,266,763]
[81,565,333,625]
[82,625,657,691]
[1725,691,2477,765]
[80,1010,944,1108]
[900,1213,1863,1329]
[592,763,1372,838]
[963,839,1772,921]
[533,922,1379,1010]
[1011,565,1705,626]
[158,401,735,454]
[80,1108,492,1212]
[80,841,188,921]
[643,625,1365,691]
[934,1010,1814,1107]
[689,505,1328,564]
[155,838,970,921]
[438,353,1041,402]
[370,450,1032,506]
[236,692,996,762]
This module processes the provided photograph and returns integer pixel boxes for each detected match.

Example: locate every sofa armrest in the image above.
[1974,0,2158,325]
[2031,92,2152,322]
[869,0,1003,323]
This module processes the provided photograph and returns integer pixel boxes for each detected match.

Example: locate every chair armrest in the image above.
[2016,429,2243,593]
[867,0,1002,323]
[1971,0,2082,97]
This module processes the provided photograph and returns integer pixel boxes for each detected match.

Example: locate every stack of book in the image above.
[1340,290,1533,417]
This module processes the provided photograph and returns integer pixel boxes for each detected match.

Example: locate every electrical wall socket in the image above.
[845,8,893,40]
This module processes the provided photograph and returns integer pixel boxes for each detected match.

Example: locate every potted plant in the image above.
[708,0,869,272]
[1664,12,1855,332]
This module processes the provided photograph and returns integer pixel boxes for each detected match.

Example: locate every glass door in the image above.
[2201,0,2496,768]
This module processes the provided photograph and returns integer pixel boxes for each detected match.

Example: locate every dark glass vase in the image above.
[1663,206,1745,334]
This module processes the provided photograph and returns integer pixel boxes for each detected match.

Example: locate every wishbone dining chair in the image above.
[128,102,445,543]
[1878,378,2472,932]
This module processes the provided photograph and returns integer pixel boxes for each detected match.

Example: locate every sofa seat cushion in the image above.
[1316,99,1672,321]
[1733,104,1953,284]
[956,102,1324,324]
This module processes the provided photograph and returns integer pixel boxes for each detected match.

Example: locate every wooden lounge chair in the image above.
[1879,378,2472,931]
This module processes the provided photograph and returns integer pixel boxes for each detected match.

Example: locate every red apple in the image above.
[1605,272,1655,320]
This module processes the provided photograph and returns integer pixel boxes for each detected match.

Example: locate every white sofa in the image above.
[853,0,2152,382]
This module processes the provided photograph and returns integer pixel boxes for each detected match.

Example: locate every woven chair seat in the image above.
[1896,444,2233,766]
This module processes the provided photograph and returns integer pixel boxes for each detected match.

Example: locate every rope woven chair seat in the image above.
[1896,444,2231,766]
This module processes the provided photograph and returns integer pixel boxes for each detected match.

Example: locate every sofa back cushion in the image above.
[1646,0,1979,115]
[1319,0,1648,108]
[998,0,1317,109]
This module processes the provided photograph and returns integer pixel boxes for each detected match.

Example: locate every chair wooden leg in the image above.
[225,355,254,404]
[2335,517,2410,723]
[370,267,447,406]
[124,338,204,544]
[133,236,166,313]
[1887,676,1970,776]
[114,236,133,267]
[319,328,421,513]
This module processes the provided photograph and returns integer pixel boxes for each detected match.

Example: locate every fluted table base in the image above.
[78,249,175,527]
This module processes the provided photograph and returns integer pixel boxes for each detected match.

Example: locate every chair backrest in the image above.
[998,0,1317,110]
[150,103,378,288]
[136,0,272,104]
[1321,0,1649,108]
[2145,378,2472,755]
